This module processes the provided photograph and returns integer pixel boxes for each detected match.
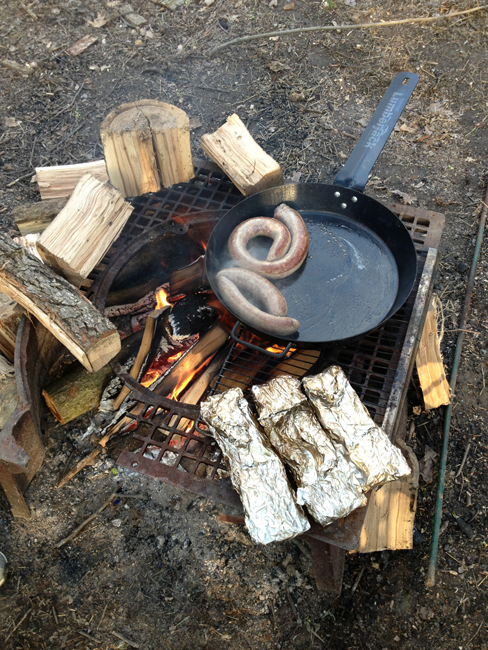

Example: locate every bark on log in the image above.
[0,292,24,362]
[14,198,68,235]
[100,100,193,197]
[200,113,283,196]
[42,364,114,425]
[35,160,108,200]
[0,234,120,372]
[0,354,17,431]
[37,173,133,288]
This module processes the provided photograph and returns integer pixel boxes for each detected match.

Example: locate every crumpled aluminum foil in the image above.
[200,387,310,544]
[252,375,365,527]
[252,375,337,484]
[302,366,411,490]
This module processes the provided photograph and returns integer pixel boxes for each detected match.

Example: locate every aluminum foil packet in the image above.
[252,375,336,485]
[252,375,365,528]
[302,366,411,490]
[200,387,310,544]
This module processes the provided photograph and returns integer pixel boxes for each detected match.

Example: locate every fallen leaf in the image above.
[391,189,417,205]
[267,60,291,72]
[419,445,439,484]
[5,117,20,128]
[283,2,295,8]
[400,124,418,134]
[87,11,108,28]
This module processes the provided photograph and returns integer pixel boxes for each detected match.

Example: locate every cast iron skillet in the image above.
[205,72,419,354]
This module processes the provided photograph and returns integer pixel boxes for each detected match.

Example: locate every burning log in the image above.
[151,322,228,399]
[34,159,108,200]
[104,283,168,318]
[112,306,169,411]
[37,174,133,288]
[0,234,120,372]
[200,114,283,196]
[169,255,208,300]
[100,100,194,198]
[165,294,217,340]
[14,198,68,235]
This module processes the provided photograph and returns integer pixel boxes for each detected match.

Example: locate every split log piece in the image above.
[0,234,121,372]
[13,234,43,262]
[0,293,24,362]
[112,307,168,411]
[14,197,68,234]
[415,297,451,410]
[42,364,114,425]
[37,174,133,288]
[352,437,419,553]
[200,113,283,196]
[100,100,193,198]
[34,160,108,201]
[169,255,208,299]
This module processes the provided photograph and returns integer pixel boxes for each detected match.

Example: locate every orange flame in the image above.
[168,368,198,401]
[140,351,186,388]
[155,287,172,310]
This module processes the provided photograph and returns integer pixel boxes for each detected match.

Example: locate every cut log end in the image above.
[101,100,194,197]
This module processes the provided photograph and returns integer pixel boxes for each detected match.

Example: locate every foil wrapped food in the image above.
[200,387,310,544]
[302,366,411,490]
[252,375,366,527]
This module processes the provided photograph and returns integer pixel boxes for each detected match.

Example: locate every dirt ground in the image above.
[1,0,488,648]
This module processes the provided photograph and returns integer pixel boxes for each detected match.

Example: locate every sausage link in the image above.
[216,268,300,336]
[227,204,309,279]
[228,217,291,263]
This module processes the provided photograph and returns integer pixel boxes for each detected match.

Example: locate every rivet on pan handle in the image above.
[333,71,419,193]
[230,322,294,359]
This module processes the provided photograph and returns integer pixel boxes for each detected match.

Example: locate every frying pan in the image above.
[205,72,419,354]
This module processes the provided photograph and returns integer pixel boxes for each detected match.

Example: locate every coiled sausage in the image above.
[216,267,300,336]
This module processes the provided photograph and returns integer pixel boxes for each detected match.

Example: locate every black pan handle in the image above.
[333,71,419,192]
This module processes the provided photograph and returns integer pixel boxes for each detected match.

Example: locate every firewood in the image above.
[34,160,108,200]
[200,113,283,196]
[13,234,43,262]
[153,322,228,399]
[42,364,114,425]
[0,234,121,372]
[0,354,17,431]
[0,293,24,362]
[37,173,133,288]
[416,297,451,410]
[169,255,208,299]
[100,100,194,198]
[104,283,167,318]
[112,307,168,411]
[14,198,68,234]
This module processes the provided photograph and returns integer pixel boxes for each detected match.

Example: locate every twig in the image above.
[6,171,35,188]
[52,606,58,625]
[455,443,471,478]
[51,82,85,119]
[465,620,484,648]
[96,604,108,630]
[56,492,117,548]
[209,5,488,55]
[19,1,37,20]
[350,566,365,596]
[77,630,102,644]
[111,631,140,647]
[5,608,32,642]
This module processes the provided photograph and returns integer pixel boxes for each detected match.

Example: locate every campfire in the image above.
[0,93,448,592]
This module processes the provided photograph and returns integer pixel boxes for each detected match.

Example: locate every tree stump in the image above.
[100,100,194,197]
